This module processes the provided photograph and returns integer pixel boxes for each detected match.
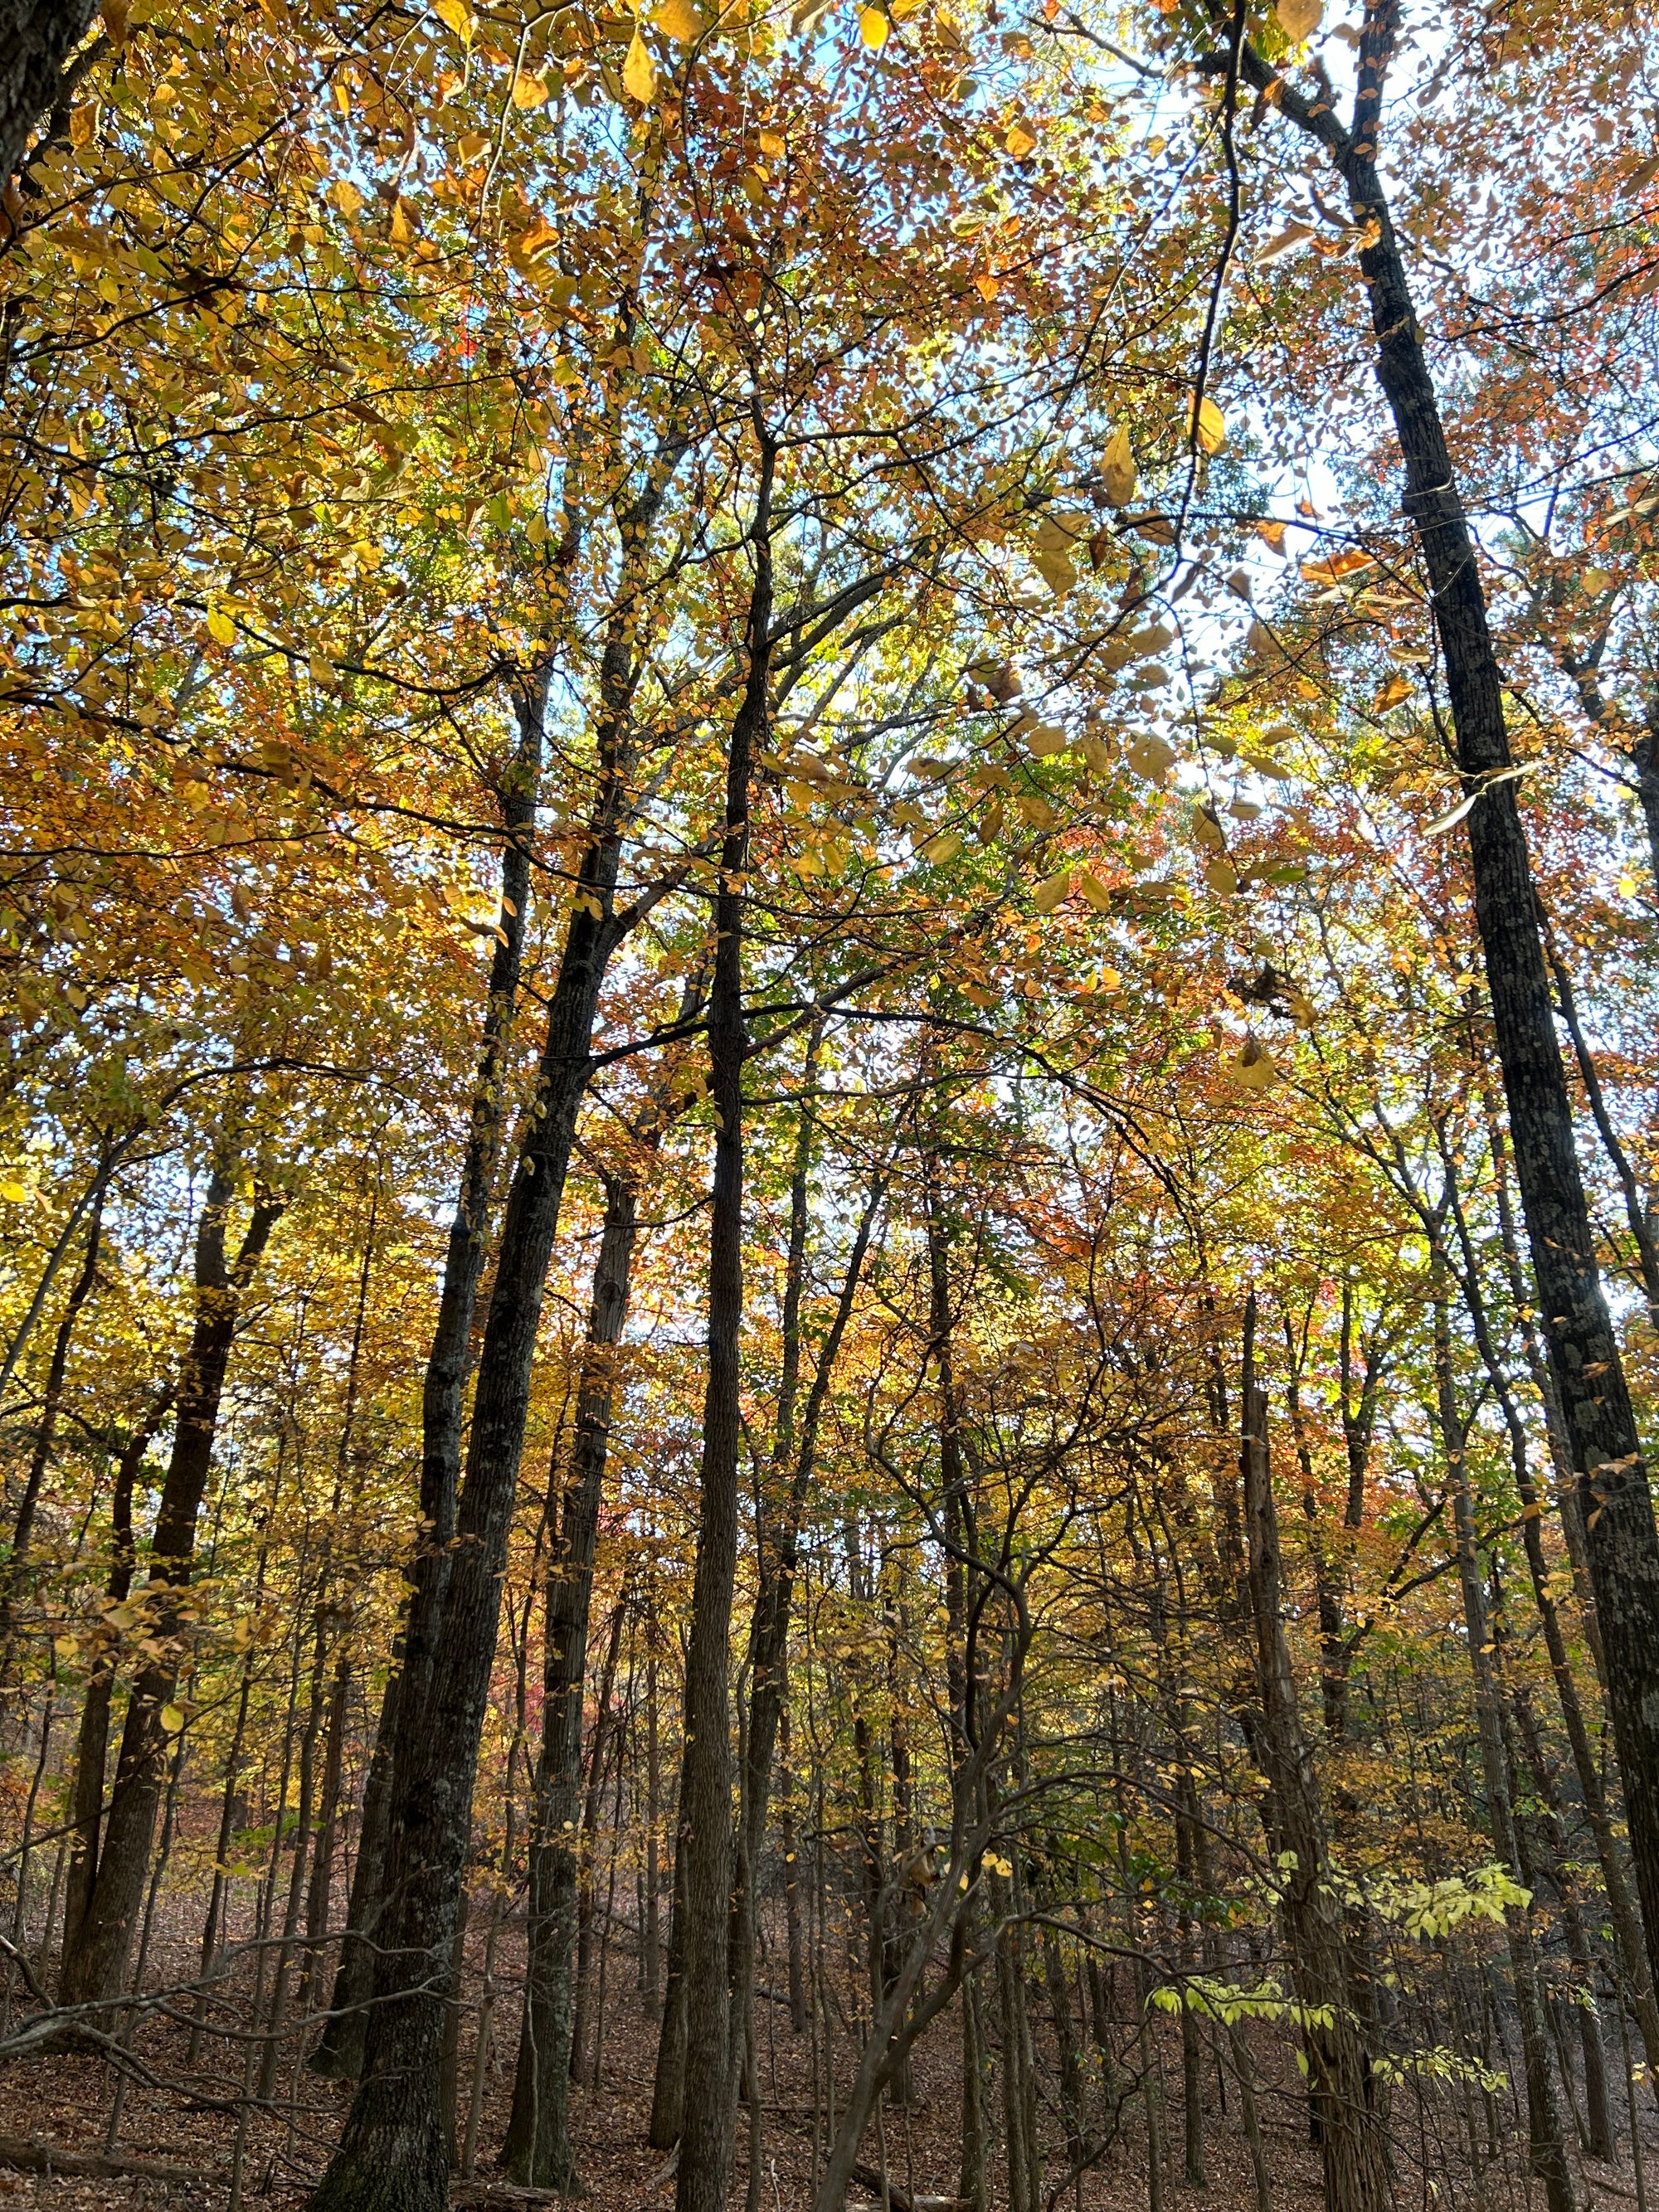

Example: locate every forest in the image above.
[2,0,1658,2208]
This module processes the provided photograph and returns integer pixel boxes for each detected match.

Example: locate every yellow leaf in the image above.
[456,129,489,161]
[1033,548,1074,598]
[328,178,366,217]
[1077,870,1113,912]
[101,0,129,45]
[512,70,551,106]
[1005,119,1036,158]
[1581,565,1613,595]
[656,0,708,39]
[1032,870,1071,914]
[433,0,474,40]
[1126,735,1175,781]
[0,1181,27,1203]
[1100,422,1136,508]
[1227,1038,1278,1091]
[1242,751,1295,781]
[622,27,658,98]
[160,1703,187,1733]
[206,606,236,646]
[1203,856,1238,895]
[388,197,414,246]
[1131,511,1178,546]
[1275,0,1321,37]
[1190,394,1226,455]
[1025,724,1065,758]
[859,6,889,46]
[918,829,963,864]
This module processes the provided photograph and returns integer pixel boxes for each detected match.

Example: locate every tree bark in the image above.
[1433,1286,1576,2212]
[58,1161,282,2009]
[307,674,543,2081]
[671,416,775,2212]
[502,1176,640,2187]
[58,1388,168,1991]
[1238,1297,1390,2212]
[0,1175,104,1660]
[309,430,685,2208]
[1233,12,1659,2014]
[0,0,99,188]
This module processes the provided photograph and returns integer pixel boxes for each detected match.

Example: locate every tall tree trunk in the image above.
[0,1175,105,1661]
[1442,1140,1659,2082]
[571,1600,625,2087]
[725,1038,888,2175]
[298,1653,352,2023]
[671,417,775,2212]
[1509,1682,1616,2161]
[502,1176,641,2187]
[1238,1296,1390,2212]
[1233,9,1659,2010]
[644,1597,663,2014]
[307,674,542,2080]
[59,1387,168,1989]
[1433,1286,1577,2212]
[58,1160,283,2009]
[309,427,686,2210]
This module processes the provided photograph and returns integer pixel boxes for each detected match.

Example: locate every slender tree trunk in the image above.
[0,1178,104,1661]
[309,430,687,2208]
[1511,1685,1615,2161]
[571,1604,626,2090]
[780,1700,806,2035]
[672,418,775,2212]
[58,1162,282,2010]
[1434,1287,1577,2212]
[1043,1920,1085,2168]
[308,677,542,2080]
[644,1609,662,2011]
[1240,14,1659,2010]
[259,1618,331,2098]
[308,1666,398,2079]
[1238,1296,1390,2212]
[299,1654,351,2022]
[59,1389,168,1992]
[503,1179,640,2187]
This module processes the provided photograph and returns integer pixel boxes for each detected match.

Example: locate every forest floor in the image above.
[0,1893,1645,2211]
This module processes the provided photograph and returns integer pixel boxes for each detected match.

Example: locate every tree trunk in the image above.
[307,676,542,2080]
[1243,15,1659,2013]
[0,1177,104,1660]
[59,1389,167,1993]
[298,1654,352,2023]
[503,1177,640,2186]
[1237,1296,1390,2212]
[58,1162,282,2009]
[307,1665,398,2079]
[309,461,681,2205]
[1434,1286,1576,2212]
[672,419,775,2212]
[0,0,99,188]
